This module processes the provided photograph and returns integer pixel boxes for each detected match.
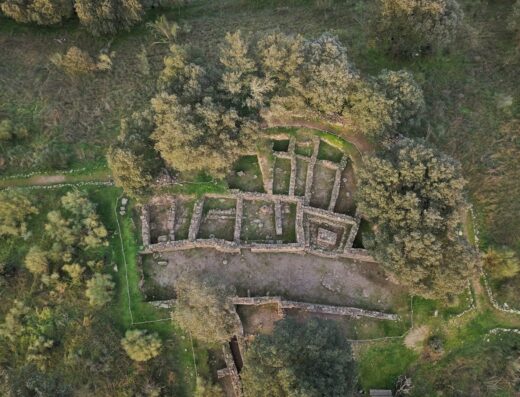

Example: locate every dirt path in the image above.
[0,169,111,189]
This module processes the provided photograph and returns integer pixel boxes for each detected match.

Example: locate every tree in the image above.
[0,191,38,238]
[241,318,356,397]
[25,246,48,275]
[293,33,357,115]
[0,0,72,25]
[356,139,475,299]
[85,273,115,306]
[74,0,143,35]
[375,0,464,56]
[171,274,240,344]
[107,111,159,199]
[375,69,425,131]
[151,93,257,177]
[121,329,162,362]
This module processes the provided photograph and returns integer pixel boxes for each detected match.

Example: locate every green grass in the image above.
[317,140,344,163]
[273,157,291,195]
[227,155,265,192]
[358,340,418,391]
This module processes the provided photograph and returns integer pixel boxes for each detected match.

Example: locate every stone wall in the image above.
[188,199,204,241]
[140,205,150,247]
[231,296,398,321]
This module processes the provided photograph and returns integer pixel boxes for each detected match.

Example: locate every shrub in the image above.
[25,246,49,275]
[75,0,144,36]
[0,0,73,25]
[85,274,115,306]
[50,47,97,76]
[0,190,38,237]
[121,329,162,362]
[171,274,239,344]
[375,0,464,56]
[483,248,520,280]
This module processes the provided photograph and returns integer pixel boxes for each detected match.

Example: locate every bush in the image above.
[85,274,115,306]
[0,190,38,237]
[241,318,356,397]
[0,0,73,25]
[24,246,49,275]
[483,248,520,280]
[121,329,162,362]
[171,274,239,344]
[375,0,464,56]
[75,0,143,36]
[50,47,97,76]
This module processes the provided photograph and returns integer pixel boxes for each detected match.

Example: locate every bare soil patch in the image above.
[334,161,357,216]
[147,249,408,312]
[310,163,336,209]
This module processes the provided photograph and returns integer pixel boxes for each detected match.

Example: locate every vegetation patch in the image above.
[309,163,336,209]
[272,157,291,195]
[227,155,264,193]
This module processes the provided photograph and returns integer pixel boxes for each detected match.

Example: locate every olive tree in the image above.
[375,0,464,56]
[121,329,162,362]
[0,0,72,25]
[75,0,143,35]
[0,191,38,238]
[356,139,476,299]
[241,318,356,397]
[171,274,240,344]
[151,93,257,177]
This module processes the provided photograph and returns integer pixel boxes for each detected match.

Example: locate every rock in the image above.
[157,235,168,243]
[237,171,245,177]
[342,178,347,183]
[120,206,126,211]
[121,198,128,206]
[157,261,168,266]
[119,210,126,216]
[253,174,258,179]
[222,259,228,265]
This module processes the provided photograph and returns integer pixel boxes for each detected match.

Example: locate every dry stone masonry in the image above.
[140,137,371,261]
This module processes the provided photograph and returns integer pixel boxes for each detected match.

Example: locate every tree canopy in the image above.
[121,329,162,362]
[171,274,240,344]
[375,0,464,56]
[356,139,475,299]
[241,318,356,397]
[0,191,38,238]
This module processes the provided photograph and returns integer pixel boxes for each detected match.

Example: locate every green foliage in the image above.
[241,318,356,397]
[0,0,73,25]
[0,301,56,371]
[171,274,239,344]
[75,0,143,35]
[294,33,356,115]
[121,329,162,362]
[375,0,464,56]
[375,69,425,131]
[151,93,257,177]
[0,190,38,237]
[194,376,225,397]
[85,273,115,306]
[483,248,520,280]
[50,46,97,76]
[509,0,520,33]
[357,139,476,299]
[24,246,48,275]
[107,111,159,199]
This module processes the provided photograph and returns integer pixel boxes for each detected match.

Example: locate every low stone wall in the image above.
[328,167,342,212]
[304,137,320,205]
[303,205,357,225]
[234,197,243,243]
[274,200,283,235]
[188,199,204,241]
[219,345,243,397]
[231,296,398,321]
[140,205,150,247]
[167,202,176,241]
